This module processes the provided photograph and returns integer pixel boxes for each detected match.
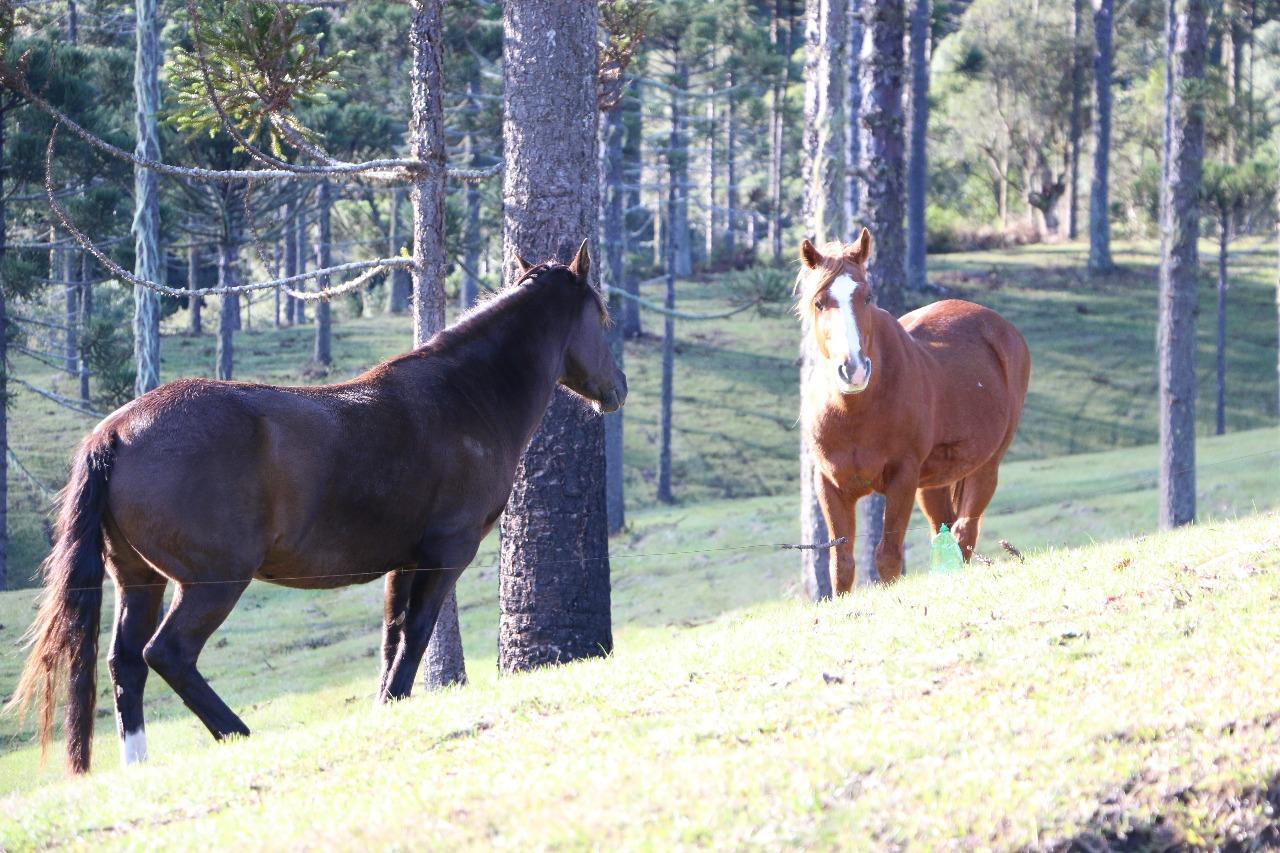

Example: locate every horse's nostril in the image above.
[837,363,851,383]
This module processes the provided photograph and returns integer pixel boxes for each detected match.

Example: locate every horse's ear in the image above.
[800,239,823,270]
[847,227,872,265]
[568,239,591,283]
[515,253,534,275]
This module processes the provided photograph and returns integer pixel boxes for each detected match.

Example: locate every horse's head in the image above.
[797,228,877,396]
[516,241,628,414]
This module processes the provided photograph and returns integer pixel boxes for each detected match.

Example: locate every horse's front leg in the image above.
[875,464,921,583]
[376,569,414,703]
[381,566,466,702]
[816,474,869,596]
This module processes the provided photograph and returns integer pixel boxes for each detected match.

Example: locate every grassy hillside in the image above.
[5,238,1277,586]
[1,511,1277,849]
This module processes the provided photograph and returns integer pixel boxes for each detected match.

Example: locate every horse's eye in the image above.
[814,297,827,311]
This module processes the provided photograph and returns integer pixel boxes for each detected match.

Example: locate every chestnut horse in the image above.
[798,229,1030,594]
[8,242,626,773]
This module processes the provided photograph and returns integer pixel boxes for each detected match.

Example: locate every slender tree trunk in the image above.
[906,0,929,289]
[0,111,8,590]
[768,0,788,260]
[1215,212,1228,435]
[671,63,692,278]
[1158,0,1207,529]
[63,237,79,373]
[405,0,465,689]
[1088,0,1115,274]
[855,0,907,579]
[601,104,627,533]
[294,205,307,325]
[283,201,297,326]
[499,0,611,672]
[657,60,687,506]
[724,69,738,257]
[132,0,163,396]
[313,179,332,366]
[385,187,411,314]
[216,239,238,381]
[66,0,78,44]
[78,254,91,402]
[621,91,643,338]
[461,79,482,311]
[188,242,203,336]
[1068,0,1084,240]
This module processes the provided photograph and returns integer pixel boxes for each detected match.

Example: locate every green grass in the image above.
[1,511,1277,849]
[5,238,1278,585]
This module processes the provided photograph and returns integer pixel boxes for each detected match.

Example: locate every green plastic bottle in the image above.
[930,523,965,574]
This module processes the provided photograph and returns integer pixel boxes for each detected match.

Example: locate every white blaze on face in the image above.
[828,275,870,388]
[121,728,148,766]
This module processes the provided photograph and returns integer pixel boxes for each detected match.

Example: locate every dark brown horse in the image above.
[7,241,626,773]
[798,229,1030,594]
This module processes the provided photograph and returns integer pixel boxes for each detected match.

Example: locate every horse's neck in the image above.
[411,294,571,446]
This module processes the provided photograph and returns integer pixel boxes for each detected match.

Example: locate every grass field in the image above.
[4,237,1278,586]
[0,510,1276,849]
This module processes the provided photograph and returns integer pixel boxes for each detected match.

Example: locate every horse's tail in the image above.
[5,435,115,774]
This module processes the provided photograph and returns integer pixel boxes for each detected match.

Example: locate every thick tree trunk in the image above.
[406,0,465,689]
[855,0,907,576]
[1088,0,1115,274]
[905,0,929,290]
[312,179,332,366]
[1216,212,1228,436]
[847,0,863,226]
[188,242,203,336]
[1068,0,1084,240]
[1157,0,1207,529]
[799,345,830,600]
[657,61,687,506]
[601,104,627,533]
[132,0,163,396]
[499,0,611,672]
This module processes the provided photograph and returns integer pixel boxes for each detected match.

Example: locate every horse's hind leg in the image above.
[952,460,1001,561]
[143,580,251,741]
[915,486,958,536]
[108,571,166,766]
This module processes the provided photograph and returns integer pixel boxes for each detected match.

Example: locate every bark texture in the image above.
[905,0,929,290]
[499,0,611,672]
[1088,0,1115,274]
[409,0,466,689]
[856,0,907,578]
[132,0,163,396]
[0,113,7,590]
[1068,0,1084,240]
[1157,0,1207,529]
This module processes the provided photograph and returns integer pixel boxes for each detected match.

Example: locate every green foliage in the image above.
[81,288,138,410]
[168,0,348,151]
[722,265,794,314]
[1202,156,1278,220]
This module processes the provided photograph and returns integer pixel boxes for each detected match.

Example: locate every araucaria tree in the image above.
[1087,0,1115,274]
[498,0,613,671]
[1157,0,1207,529]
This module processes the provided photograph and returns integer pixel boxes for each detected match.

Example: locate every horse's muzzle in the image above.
[836,357,872,395]
[596,371,628,413]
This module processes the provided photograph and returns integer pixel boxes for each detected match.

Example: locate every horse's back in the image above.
[901,299,1030,399]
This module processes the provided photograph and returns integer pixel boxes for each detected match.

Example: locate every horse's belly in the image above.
[917,438,998,488]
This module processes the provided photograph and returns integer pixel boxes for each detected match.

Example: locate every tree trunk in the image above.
[658,61,688,506]
[294,205,307,325]
[1068,0,1084,240]
[63,236,79,374]
[1215,211,1228,435]
[0,112,8,590]
[799,346,830,600]
[621,93,643,338]
[461,79,483,311]
[283,201,297,326]
[847,0,863,226]
[723,69,738,257]
[1157,0,1207,530]
[312,179,332,366]
[499,0,611,672]
[216,238,238,381]
[385,188,411,314]
[905,0,929,289]
[671,62,692,278]
[78,254,92,402]
[188,242,203,336]
[856,0,907,574]
[405,0,465,689]
[1087,0,1114,274]
[704,98,716,263]
[768,0,788,261]
[601,104,627,534]
[132,0,163,396]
